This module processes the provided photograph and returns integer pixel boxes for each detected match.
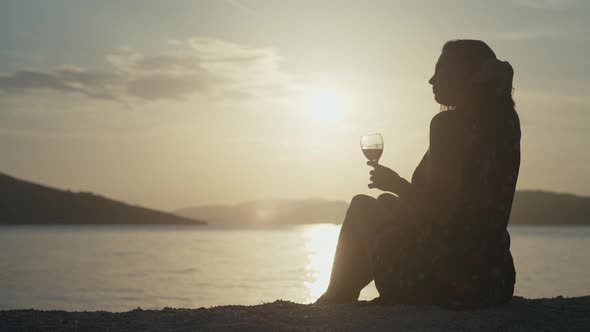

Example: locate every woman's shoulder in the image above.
[429,111,472,138]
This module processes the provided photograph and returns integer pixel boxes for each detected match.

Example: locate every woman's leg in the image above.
[314,194,396,304]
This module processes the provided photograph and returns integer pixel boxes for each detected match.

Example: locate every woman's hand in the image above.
[367,160,403,193]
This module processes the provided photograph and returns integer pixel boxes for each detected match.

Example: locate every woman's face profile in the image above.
[428,51,466,107]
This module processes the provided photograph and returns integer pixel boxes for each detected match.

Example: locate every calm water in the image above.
[0,224,589,312]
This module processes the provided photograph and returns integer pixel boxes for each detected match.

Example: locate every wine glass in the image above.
[360,133,384,162]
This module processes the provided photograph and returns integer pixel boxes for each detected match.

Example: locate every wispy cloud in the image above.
[0,37,291,104]
[0,67,118,101]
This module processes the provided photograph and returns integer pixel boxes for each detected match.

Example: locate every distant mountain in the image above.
[510,190,590,225]
[0,173,206,225]
[175,199,348,225]
[4,169,585,226]
[176,191,590,226]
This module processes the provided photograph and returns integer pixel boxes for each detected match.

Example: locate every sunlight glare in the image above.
[302,224,340,302]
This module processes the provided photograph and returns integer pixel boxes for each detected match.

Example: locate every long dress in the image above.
[371,109,521,310]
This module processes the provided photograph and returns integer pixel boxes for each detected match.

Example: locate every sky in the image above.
[1,0,589,211]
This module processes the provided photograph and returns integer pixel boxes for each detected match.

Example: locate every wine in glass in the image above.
[360,133,384,162]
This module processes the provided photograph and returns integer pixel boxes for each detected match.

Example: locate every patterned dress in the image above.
[371,109,521,310]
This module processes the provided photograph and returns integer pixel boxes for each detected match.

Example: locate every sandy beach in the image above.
[2,296,589,331]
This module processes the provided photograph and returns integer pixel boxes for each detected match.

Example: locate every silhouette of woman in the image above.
[315,40,520,310]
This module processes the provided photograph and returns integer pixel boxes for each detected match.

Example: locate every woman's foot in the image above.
[312,290,359,305]
[357,296,388,306]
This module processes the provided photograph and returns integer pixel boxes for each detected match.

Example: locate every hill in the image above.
[510,190,590,225]
[176,191,590,226]
[0,173,206,225]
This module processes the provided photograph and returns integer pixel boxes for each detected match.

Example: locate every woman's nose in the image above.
[428,75,435,85]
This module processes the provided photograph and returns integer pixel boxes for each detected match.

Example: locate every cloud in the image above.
[127,74,213,101]
[0,37,291,103]
[0,67,118,101]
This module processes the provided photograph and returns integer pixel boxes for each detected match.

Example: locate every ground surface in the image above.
[1,296,589,331]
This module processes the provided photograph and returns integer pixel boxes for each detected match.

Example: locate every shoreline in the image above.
[2,296,589,331]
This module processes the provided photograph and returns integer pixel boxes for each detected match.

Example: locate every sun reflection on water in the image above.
[302,224,341,303]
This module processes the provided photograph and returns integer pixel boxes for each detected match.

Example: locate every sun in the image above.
[302,86,349,121]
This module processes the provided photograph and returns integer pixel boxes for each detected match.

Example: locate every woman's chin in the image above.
[433,94,445,105]
[434,94,453,107]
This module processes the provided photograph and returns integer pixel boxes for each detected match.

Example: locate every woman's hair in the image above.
[441,39,516,137]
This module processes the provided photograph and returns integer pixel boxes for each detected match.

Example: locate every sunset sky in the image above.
[1,0,589,211]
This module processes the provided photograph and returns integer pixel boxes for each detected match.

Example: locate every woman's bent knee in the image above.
[350,194,375,206]
[377,193,397,203]
[347,194,376,220]
[352,194,373,201]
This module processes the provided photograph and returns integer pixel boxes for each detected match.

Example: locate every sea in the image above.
[0,224,588,312]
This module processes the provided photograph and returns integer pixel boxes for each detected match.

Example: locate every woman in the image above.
[314,39,521,310]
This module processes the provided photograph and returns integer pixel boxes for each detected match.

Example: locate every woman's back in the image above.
[456,108,521,247]
[434,108,521,308]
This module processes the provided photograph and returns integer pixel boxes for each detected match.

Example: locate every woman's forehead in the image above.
[436,51,460,70]
[437,51,454,65]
